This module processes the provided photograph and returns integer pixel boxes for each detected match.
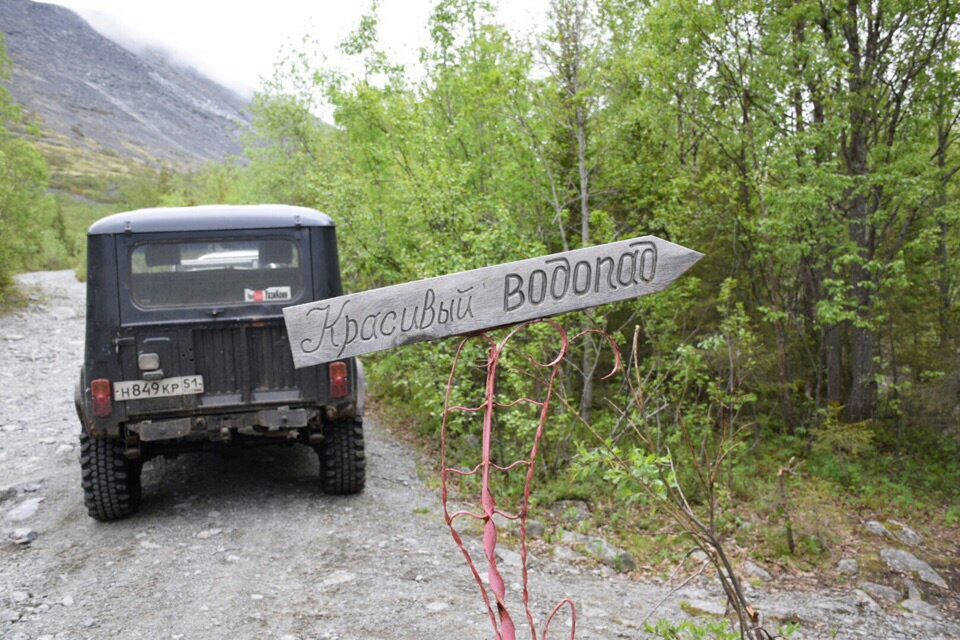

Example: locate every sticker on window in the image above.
[244,286,292,302]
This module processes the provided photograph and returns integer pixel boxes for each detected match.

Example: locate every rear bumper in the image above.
[128,406,319,442]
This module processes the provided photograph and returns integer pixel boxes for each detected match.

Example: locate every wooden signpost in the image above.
[283,235,702,368]
[284,234,702,640]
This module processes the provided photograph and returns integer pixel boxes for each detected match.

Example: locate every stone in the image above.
[322,570,355,587]
[901,599,943,620]
[491,513,518,533]
[559,530,634,572]
[880,548,948,589]
[680,598,727,618]
[836,558,859,576]
[82,617,95,627]
[859,581,902,602]
[524,519,545,538]
[10,528,37,544]
[849,589,880,613]
[744,560,773,582]
[906,579,922,601]
[865,520,892,539]
[62,595,74,607]
[55,444,74,456]
[1,424,21,432]
[887,520,922,546]
[10,592,28,604]
[690,550,709,564]
[250,594,264,601]
[0,479,43,500]
[5,497,43,522]
[559,529,589,545]
[139,541,161,550]
[550,500,591,524]
[553,546,578,561]
[196,528,222,539]
[495,547,523,569]
[1,609,21,622]
[426,601,449,612]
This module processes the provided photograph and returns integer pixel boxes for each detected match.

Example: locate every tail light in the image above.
[90,378,112,417]
[329,361,348,398]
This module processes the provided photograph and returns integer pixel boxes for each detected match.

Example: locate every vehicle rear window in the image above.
[130,239,302,308]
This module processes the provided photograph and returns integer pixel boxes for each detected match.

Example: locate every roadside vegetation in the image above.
[2,1,959,634]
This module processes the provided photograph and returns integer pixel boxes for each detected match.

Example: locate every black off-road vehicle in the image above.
[75,205,365,521]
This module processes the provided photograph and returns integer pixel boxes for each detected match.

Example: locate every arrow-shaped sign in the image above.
[283,235,702,368]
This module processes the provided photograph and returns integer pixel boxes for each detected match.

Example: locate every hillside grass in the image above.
[53,193,119,279]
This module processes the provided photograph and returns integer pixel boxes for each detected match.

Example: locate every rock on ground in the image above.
[4,497,42,522]
[559,530,635,572]
[887,520,923,546]
[901,599,943,620]
[860,581,903,602]
[837,558,859,576]
[880,548,948,589]
[744,560,773,582]
[866,520,893,539]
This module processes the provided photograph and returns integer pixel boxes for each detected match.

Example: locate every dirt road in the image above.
[1,271,956,640]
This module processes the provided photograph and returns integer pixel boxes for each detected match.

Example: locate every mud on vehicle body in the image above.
[75,205,365,521]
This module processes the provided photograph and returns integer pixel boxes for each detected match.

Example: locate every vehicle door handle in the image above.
[142,370,164,381]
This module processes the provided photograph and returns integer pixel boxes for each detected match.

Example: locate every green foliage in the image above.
[0,34,62,298]
[811,405,875,461]
[644,617,740,640]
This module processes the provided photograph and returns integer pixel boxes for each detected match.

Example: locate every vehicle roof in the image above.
[88,205,334,235]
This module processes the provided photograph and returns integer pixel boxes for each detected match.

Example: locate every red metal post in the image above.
[440,321,620,640]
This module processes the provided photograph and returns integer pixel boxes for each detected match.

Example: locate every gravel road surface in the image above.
[1,271,956,640]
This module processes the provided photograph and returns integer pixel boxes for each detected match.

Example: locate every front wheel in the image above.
[79,432,142,521]
[318,418,365,495]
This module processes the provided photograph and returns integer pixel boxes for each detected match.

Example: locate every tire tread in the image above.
[79,432,142,521]
[319,419,365,495]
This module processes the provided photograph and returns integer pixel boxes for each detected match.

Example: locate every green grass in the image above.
[53,193,121,279]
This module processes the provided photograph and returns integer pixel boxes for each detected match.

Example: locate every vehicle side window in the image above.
[130,239,302,308]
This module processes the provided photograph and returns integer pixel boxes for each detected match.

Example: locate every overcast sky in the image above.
[53,0,549,99]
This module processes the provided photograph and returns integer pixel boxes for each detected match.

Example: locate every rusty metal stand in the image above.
[440,320,620,640]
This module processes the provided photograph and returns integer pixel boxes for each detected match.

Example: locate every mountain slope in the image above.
[0,0,250,172]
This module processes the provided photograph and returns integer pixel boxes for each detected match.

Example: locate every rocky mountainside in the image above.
[0,0,250,171]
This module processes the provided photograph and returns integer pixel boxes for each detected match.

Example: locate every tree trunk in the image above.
[824,323,842,405]
[576,100,596,424]
[842,0,876,423]
[936,119,951,346]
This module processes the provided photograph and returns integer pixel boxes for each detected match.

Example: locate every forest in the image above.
[2,0,958,618]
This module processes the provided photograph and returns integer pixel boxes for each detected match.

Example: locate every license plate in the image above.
[113,375,204,400]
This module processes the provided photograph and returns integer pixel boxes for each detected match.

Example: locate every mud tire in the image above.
[80,432,142,521]
[319,418,366,495]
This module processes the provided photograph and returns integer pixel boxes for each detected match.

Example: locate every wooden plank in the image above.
[283,236,702,368]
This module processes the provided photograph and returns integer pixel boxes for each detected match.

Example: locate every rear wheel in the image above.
[318,418,365,495]
[80,432,142,521]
